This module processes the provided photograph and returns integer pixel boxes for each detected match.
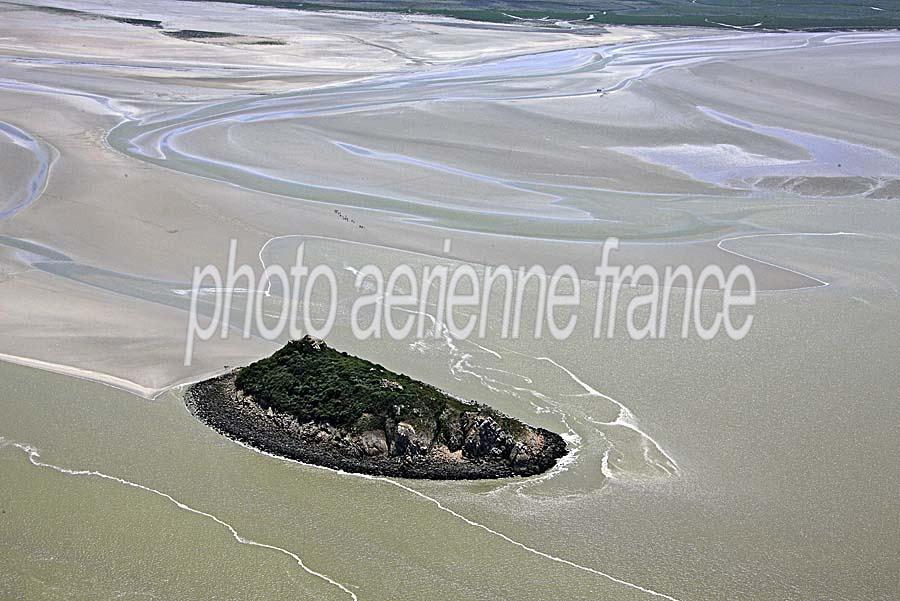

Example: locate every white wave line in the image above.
[337,456,678,600]
[378,474,681,600]
[198,240,673,595]
[505,385,581,493]
[716,231,872,290]
[601,447,613,479]
[485,388,582,497]
[479,365,533,384]
[160,416,680,601]
[535,356,679,474]
[537,356,634,420]
[402,321,583,492]
[514,424,581,494]
[0,437,357,601]
[467,339,502,359]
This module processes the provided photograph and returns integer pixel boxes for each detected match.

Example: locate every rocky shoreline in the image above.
[185,372,568,480]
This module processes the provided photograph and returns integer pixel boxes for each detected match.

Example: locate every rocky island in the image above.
[185,337,567,479]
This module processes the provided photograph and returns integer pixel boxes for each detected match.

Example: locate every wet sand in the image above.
[1,1,899,599]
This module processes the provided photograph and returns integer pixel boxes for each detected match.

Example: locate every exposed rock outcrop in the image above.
[185,339,567,480]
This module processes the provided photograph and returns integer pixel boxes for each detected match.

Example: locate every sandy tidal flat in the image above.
[0,1,898,600]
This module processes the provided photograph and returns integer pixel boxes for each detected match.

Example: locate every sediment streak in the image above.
[3,385,682,601]
[0,437,358,601]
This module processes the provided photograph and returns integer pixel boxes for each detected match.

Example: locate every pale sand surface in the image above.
[0,1,898,600]
[0,1,699,390]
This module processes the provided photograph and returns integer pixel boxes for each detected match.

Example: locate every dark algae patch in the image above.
[22,1,900,30]
[186,337,567,479]
[114,17,163,29]
[161,29,286,45]
[162,29,238,39]
[176,1,900,30]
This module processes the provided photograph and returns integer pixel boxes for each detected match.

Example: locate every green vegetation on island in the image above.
[188,337,567,479]
[236,337,455,427]
[235,336,521,436]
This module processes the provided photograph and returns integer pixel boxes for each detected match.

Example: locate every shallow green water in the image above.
[3,14,900,601]
[3,247,898,600]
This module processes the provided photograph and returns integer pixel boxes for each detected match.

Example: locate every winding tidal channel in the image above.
[1,2,899,600]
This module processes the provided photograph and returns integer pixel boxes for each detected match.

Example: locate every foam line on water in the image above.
[149,415,682,601]
[513,413,581,495]
[255,238,677,593]
[378,469,682,601]
[385,305,584,491]
[0,437,358,601]
[264,249,581,491]
[717,231,873,290]
[467,340,502,359]
[534,356,680,475]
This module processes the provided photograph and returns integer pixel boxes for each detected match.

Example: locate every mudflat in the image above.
[1,1,898,600]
